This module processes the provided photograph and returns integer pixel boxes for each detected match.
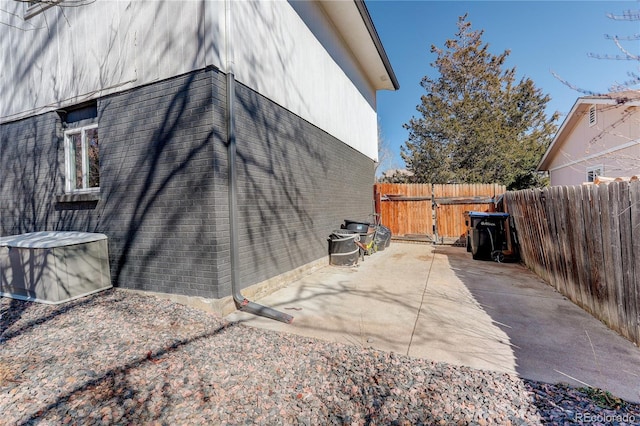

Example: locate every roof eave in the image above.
[319,0,399,92]
[353,0,399,91]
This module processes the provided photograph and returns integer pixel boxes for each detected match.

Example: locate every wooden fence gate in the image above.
[374,183,506,243]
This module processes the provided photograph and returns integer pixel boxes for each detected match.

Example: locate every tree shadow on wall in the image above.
[1,1,222,323]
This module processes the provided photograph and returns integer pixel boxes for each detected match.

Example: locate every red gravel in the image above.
[1,289,638,425]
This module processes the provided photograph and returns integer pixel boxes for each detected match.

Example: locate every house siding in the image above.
[0,67,374,300]
[2,0,381,163]
[542,102,640,186]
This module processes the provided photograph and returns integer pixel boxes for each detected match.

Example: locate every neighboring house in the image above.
[0,1,398,310]
[537,91,640,186]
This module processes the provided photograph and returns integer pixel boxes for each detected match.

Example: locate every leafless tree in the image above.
[374,120,396,181]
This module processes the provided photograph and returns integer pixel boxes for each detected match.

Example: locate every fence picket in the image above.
[617,182,635,342]
[566,186,591,313]
[629,182,640,343]
[608,182,627,336]
[590,184,612,327]
[520,189,543,279]
[522,190,542,277]
[544,187,562,292]
[598,183,618,331]
[582,186,597,315]
[559,186,578,304]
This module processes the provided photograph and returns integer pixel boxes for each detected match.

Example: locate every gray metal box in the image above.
[0,231,112,304]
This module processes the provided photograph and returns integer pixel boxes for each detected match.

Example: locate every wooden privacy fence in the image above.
[504,182,640,346]
[375,183,432,237]
[433,184,505,243]
[374,183,506,242]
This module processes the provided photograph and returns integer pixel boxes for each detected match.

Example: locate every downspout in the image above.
[224,0,293,324]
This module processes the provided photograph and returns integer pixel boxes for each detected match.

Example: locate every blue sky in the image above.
[367,0,640,174]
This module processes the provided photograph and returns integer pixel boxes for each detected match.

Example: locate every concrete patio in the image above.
[226,242,640,403]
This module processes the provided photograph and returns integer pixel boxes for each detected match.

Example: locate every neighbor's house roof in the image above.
[320,0,399,91]
[537,90,640,171]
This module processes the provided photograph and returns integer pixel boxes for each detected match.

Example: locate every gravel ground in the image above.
[1,289,638,425]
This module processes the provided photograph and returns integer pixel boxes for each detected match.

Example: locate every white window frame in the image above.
[64,124,99,193]
[24,0,64,19]
[586,165,603,183]
[588,105,597,127]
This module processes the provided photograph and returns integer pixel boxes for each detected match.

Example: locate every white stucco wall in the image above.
[1,1,213,119]
[0,0,379,161]
[229,0,378,160]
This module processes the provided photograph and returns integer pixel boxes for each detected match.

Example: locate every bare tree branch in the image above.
[550,70,600,95]
[554,4,639,94]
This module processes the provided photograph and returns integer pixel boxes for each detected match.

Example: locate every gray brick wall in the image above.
[0,68,375,299]
[234,82,375,289]
[0,112,64,234]
[97,69,225,298]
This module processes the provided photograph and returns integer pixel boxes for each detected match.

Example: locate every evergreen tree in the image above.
[402,14,558,189]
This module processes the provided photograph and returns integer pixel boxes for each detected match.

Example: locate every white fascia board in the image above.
[319,1,398,91]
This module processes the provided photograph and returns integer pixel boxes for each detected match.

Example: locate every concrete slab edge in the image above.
[121,256,330,317]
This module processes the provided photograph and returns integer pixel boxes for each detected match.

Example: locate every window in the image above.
[64,125,99,192]
[588,105,597,127]
[24,0,64,19]
[586,165,602,183]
